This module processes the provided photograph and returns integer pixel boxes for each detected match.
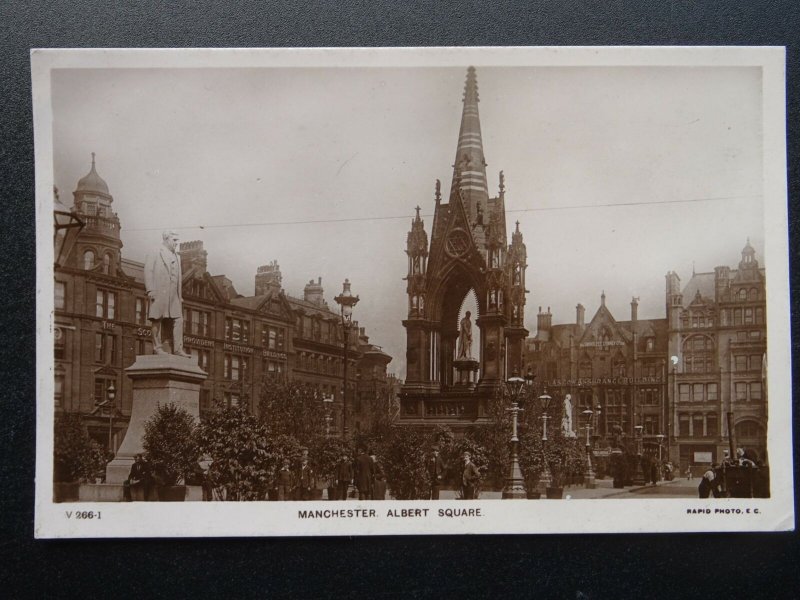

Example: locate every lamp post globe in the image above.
[502,371,527,499]
[334,279,359,439]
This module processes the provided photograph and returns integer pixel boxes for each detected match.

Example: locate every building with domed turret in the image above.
[54,155,394,453]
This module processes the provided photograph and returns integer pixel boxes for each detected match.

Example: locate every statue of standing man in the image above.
[562,394,576,437]
[144,230,190,357]
[457,310,473,360]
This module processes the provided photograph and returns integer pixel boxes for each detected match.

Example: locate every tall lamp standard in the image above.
[633,424,646,485]
[90,381,120,454]
[323,394,334,438]
[538,389,553,493]
[502,370,534,499]
[582,409,596,489]
[334,279,359,440]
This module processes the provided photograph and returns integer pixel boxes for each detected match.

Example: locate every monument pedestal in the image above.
[106,354,207,484]
[453,358,479,389]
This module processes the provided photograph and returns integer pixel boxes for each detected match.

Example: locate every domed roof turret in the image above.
[75,153,110,196]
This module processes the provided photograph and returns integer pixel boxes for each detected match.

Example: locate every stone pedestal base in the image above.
[106,354,207,484]
[453,358,479,389]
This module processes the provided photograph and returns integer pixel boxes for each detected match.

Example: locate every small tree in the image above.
[258,378,326,444]
[54,414,107,483]
[197,402,277,501]
[381,426,429,500]
[142,403,199,486]
[307,435,352,488]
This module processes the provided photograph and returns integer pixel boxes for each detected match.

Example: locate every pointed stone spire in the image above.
[450,66,489,221]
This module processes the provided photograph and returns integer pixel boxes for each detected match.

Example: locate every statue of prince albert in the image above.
[143,230,190,357]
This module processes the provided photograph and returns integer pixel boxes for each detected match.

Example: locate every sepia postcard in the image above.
[33,47,792,537]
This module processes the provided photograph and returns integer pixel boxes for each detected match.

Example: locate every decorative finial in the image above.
[499,170,505,193]
[91,152,96,168]
[414,205,421,219]
[435,179,441,202]
[692,260,696,276]
[601,290,606,306]
[515,220,520,232]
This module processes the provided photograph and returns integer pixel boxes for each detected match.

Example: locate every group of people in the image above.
[698,447,767,499]
[428,448,481,500]
[275,446,388,501]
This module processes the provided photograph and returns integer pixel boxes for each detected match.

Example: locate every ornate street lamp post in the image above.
[502,370,534,499]
[633,424,646,485]
[323,394,334,438]
[656,433,665,463]
[582,408,596,489]
[53,187,84,268]
[90,381,120,454]
[538,389,553,493]
[334,279,359,439]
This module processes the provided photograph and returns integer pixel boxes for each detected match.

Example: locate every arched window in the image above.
[613,353,626,377]
[102,253,111,274]
[683,335,714,373]
[749,288,758,301]
[738,289,747,302]
[83,250,95,270]
[734,420,764,440]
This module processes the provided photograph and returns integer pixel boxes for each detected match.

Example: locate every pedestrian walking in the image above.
[276,459,294,501]
[335,453,353,501]
[354,447,373,501]
[371,454,387,500]
[650,460,658,485]
[296,454,316,501]
[427,447,445,500]
[698,465,717,498]
[461,451,480,500]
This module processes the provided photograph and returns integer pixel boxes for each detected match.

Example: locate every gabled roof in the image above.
[681,272,716,308]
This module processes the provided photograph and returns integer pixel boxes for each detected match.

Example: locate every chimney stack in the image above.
[303,277,324,306]
[255,260,283,295]
[179,240,207,274]
[631,296,639,323]
[576,303,585,328]
[537,306,553,333]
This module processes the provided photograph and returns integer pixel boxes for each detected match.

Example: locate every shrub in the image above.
[197,402,277,500]
[381,426,429,500]
[142,403,200,486]
[258,379,326,444]
[54,414,108,483]
[307,435,352,488]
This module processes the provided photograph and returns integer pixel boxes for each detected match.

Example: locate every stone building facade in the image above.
[54,156,393,452]
[524,242,768,474]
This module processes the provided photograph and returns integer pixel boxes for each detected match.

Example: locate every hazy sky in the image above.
[52,65,764,377]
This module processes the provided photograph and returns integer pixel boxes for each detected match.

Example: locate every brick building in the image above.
[54,156,393,451]
[524,242,768,474]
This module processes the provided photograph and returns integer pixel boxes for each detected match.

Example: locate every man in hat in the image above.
[276,458,294,501]
[334,453,353,501]
[354,446,374,501]
[427,447,445,500]
[461,451,480,500]
[296,452,316,501]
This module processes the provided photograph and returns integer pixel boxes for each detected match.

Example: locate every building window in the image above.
[749,330,761,340]
[750,354,762,372]
[135,297,148,325]
[734,355,748,372]
[54,327,66,360]
[641,388,659,405]
[744,308,753,325]
[136,338,153,356]
[643,415,657,435]
[224,354,249,381]
[186,308,210,336]
[578,360,592,379]
[733,309,742,325]
[706,413,718,437]
[642,362,658,378]
[225,318,249,343]
[749,382,762,400]
[755,307,765,324]
[95,288,117,319]
[224,392,242,408]
[93,377,115,405]
[102,253,111,274]
[738,289,747,302]
[692,383,704,402]
[684,335,713,374]
[54,372,64,407]
[735,420,763,440]
[707,383,718,401]
[191,348,211,372]
[678,414,690,437]
[679,384,690,402]
[735,382,747,402]
[692,414,705,437]
[646,337,654,352]
[83,250,95,270]
[55,281,66,311]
